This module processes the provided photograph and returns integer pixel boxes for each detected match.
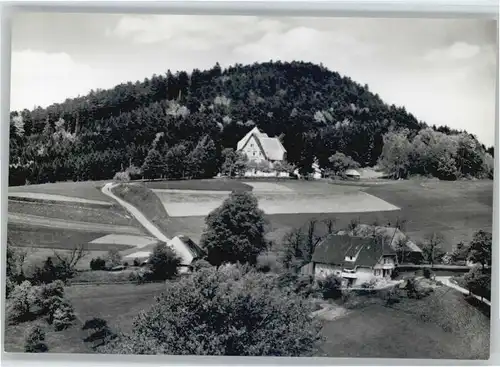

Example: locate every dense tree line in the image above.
[9,61,492,185]
[378,128,493,180]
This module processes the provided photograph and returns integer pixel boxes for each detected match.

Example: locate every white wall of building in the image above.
[241,135,265,163]
[353,267,375,286]
[373,255,396,278]
[314,263,342,278]
[314,261,395,287]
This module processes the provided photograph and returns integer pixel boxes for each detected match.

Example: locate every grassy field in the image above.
[8,224,138,271]
[320,286,490,359]
[6,281,487,358]
[144,179,253,192]
[365,179,493,251]
[66,283,167,333]
[154,190,399,217]
[8,200,137,227]
[7,223,115,251]
[125,178,493,252]
[4,282,171,353]
[265,179,493,252]
[8,180,112,202]
[4,319,91,353]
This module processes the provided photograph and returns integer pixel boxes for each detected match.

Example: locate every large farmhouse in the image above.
[237,127,287,166]
[336,224,424,264]
[311,234,398,287]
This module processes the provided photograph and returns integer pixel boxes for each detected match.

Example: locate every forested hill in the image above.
[8,61,487,185]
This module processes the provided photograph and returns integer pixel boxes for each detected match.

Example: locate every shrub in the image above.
[423,268,432,279]
[318,274,343,300]
[404,277,433,299]
[28,256,69,285]
[133,258,140,267]
[82,317,117,349]
[361,278,378,289]
[24,325,48,353]
[390,267,400,280]
[126,165,142,180]
[52,300,76,331]
[90,257,106,271]
[256,252,282,273]
[385,287,402,305]
[106,249,123,269]
[35,280,65,315]
[295,275,318,298]
[148,243,182,280]
[113,171,130,182]
[6,278,15,298]
[7,281,36,324]
[191,259,213,271]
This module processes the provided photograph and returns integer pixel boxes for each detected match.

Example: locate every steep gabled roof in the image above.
[237,126,268,151]
[356,240,396,267]
[237,126,286,161]
[259,137,286,161]
[312,234,396,268]
[337,224,423,253]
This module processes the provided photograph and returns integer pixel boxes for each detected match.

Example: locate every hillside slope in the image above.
[9,61,474,185]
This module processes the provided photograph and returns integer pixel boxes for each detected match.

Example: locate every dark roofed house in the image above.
[311,234,398,287]
[337,224,423,264]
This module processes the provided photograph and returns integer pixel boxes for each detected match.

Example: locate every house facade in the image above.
[237,127,287,167]
[311,234,398,287]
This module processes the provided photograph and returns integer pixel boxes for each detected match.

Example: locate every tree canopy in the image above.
[201,191,269,266]
[9,60,490,186]
[100,265,322,356]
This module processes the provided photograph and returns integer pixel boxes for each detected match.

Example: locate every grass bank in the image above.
[110,183,206,257]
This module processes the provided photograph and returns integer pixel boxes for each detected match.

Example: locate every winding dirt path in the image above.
[101,183,194,267]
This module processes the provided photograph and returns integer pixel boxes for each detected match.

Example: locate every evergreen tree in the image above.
[165,144,188,179]
[188,135,218,178]
[141,149,164,179]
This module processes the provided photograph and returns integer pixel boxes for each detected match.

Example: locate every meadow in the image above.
[8,180,112,203]
[4,281,489,359]
[7,224,159,270]
[7,177,493,262]
[149,178,493,252]
[8,200,137,227]
[4,177,492,357]
[144,178,253,192]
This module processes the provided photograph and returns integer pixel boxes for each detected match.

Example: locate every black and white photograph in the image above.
[4,12,496,359]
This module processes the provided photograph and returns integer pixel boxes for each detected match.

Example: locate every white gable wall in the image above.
[241,135,266,163]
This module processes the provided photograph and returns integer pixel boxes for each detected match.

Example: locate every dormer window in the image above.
[344,256,355,262]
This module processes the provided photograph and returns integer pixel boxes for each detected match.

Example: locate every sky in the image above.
[11,13,497,146]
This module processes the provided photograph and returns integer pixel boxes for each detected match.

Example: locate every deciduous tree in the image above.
[201,191,268,266]
[100,265,322,356]
[147,243,182,280]
[468,230,492,270]
[420,233,446,266]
